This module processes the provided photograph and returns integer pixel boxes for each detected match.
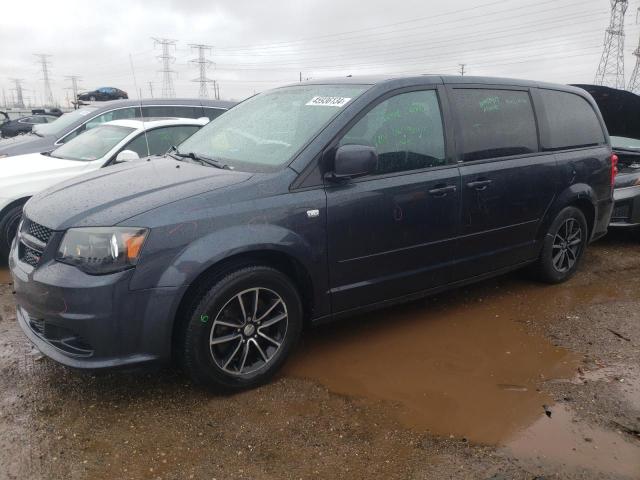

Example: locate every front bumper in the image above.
[9,234,186,370]
[610,185,640,228]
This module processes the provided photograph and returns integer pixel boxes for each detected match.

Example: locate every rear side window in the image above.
[539,90,605,150]
[339,90,446,175]
[142,106,203,118]
[124,125,201,157]
[452,89,538,162]
[202,107,226,121]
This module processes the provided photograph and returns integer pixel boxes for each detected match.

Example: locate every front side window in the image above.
[176,84,369,172]
[124,125,201,157]
[339,90,446,175]
[452,89,538,162]
[539,90,606,150]
[85,107,137,130]
[50,125,134,161]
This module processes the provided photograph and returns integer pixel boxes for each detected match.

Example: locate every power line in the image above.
[34,53,55,106]
[595,0,628,89]
[64,75,82,108]
[8,78,25,108]
[189,43,216,99]
[628,7,640,93]
[153,37,177,98]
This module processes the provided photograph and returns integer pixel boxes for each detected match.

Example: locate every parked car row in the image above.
[5,75,617,391]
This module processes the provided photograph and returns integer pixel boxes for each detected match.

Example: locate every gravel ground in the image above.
[0,231,639,480]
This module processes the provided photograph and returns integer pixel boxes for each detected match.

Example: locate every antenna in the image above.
[129,54,151,157]
[152,37,177,98]
[595,0,629,89]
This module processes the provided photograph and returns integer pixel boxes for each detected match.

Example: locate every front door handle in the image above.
[428,184,457,196]
[466,179,493,190]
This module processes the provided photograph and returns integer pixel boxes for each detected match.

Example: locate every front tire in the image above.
[0,203,25,260]
[180,266,303,391]
[534,206,588,284]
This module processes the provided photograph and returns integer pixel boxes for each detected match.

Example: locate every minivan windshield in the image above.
[34,107,98,137]
[175,84,369,171]
[49,124,134,161]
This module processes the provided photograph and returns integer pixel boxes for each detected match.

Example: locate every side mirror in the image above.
[115,150,140,163]
[330,145,378,181]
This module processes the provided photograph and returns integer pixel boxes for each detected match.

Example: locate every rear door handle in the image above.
[428,184,457,196]
[466,179,493,190]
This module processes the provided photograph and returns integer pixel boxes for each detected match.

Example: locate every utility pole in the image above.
[64,75,81,108]
[148,81,154,98]
[628,7,640,93]
[34,53,55,106]
[9,78,25,108]
[595,0,628,89]
[459,64,467,76]
[152,38,177,98]
[189,43,215,99]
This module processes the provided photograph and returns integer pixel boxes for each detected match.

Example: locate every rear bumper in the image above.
[610,185,640,228]
[9,239,186,370]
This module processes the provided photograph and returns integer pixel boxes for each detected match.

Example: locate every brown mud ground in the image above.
[1,231,639,479]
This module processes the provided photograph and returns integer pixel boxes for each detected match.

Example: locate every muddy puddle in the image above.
[284,274,628,447]
[0,265,11,285]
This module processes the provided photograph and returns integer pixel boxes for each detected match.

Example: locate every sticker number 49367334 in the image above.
[306,96,352,107]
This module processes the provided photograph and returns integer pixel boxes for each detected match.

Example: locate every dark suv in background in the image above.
[0,98,235,158]
[9,76,614,391]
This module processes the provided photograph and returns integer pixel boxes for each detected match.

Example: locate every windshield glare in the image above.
[50,124,134,161]
[176,84,368,171]
[611,135,640,151]
[34,107,98,137]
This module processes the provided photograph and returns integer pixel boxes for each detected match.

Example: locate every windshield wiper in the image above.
[170,148,231,169]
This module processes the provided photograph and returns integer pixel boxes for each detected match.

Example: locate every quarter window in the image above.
[123,125,201,157]
[339,90,446,175]
[539,90,605,150]
[452,89,538,162]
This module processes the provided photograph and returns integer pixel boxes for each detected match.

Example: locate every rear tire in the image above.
[0,203,25,260]
[533,206,588,284]
[180,265,303,391]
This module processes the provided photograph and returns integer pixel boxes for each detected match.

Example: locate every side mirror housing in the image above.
[330,145,378,181]
[115,150,140,163]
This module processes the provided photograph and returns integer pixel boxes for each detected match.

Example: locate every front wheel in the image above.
[0,203,25,260]
[533,206,588,284]
[180,266,303,391]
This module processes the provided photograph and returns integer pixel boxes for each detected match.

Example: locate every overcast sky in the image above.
[1,0,639,106]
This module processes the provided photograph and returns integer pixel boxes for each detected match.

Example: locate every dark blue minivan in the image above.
[9,76,615,390]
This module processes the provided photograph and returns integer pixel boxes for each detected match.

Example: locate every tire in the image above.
[180,265,303,391]
[533,206,588,284]
[0,203,25,260]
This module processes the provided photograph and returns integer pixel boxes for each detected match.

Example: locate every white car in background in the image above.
[0,117,208,257]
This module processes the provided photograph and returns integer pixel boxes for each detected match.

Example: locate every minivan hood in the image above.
[25,156,253,230]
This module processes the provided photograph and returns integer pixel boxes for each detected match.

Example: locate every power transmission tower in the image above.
[152,38,177,98]
[34,53,55,106]
[64,75,81,108]
[628,8,640,93]
[595,0,629,89]
[148,81,155,98]
[9,78,25,108]
[459,63,467,76]
[189,44,216,99]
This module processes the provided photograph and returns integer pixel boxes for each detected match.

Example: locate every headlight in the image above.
[56,227,148,275]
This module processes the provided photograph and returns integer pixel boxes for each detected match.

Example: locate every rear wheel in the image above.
[534,206,588,284]
[180,265,303,391]
[0,203,25,260]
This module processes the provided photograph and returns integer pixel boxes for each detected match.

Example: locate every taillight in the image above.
[611,154,619,187]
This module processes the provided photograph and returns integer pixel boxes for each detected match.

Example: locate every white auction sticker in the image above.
[306,96,351,107]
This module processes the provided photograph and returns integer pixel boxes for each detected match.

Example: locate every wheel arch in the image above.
[170,248,315,361]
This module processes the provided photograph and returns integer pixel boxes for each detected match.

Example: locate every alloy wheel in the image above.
[209,287,288,376]
[552,218,583,273]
